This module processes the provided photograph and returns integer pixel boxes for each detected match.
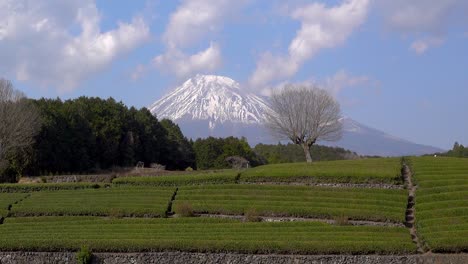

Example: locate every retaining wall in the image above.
[1,252,468,264]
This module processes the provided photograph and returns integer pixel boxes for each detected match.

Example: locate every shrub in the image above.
[76,245,92,264]
[175,202,194,217]
[334,214,349,226]
[244,208,262,222]
[109,208,124,219]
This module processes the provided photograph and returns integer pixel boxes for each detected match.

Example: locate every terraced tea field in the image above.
[0,157,466,256]
[175,184,407,222]
[240,158,402,184]
[0,193,28,219]
[10,187,176,217]
[0,217,416,254]
[410,157,468,253]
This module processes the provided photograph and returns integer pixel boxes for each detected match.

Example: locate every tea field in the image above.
[0,157,466,255]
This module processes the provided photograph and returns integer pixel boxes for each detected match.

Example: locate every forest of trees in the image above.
[193,137,263,170]
[12,97,196,178]
[253,143,359,164]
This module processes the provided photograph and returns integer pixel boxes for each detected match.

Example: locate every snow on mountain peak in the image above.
[149,75,271,129]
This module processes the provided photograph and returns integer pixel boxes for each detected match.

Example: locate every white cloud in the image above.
[0,0,149,92]
[154,42,222,78]
[249,0,370,89]
[379,0,468,53]
[130,64,147,81]
[163,0,245,48]
[410,38,444,55]
[323,70,375,97]
[154,0,247,78]
[380,0,463,34]
[260,70,378,100]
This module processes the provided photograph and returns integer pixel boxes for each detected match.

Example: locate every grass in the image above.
[410,157,468,253]
[0,193,29,219]
[0,217,416,254]
[0,183,107,193]
[240,158,402,184]
[113,170,238,186]
[10,187,176,218]
[174,184,407,222]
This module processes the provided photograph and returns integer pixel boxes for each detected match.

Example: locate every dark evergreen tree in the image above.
[23,97,183,176]
[160,119,195,170]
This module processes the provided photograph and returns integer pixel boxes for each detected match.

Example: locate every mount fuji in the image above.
[149,75,443,156]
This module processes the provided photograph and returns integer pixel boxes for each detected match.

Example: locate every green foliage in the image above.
[23,97,192,176]
[10,187,176,217]
[160,119,196,170]
[241,158,403,184]
[175,184,407,222]
[244,208,262,222]
[174,201,194,217]
[410,157,468,253]
[193,137,263,170]
[76,245,92,264]
[445,142,468,158]
[254,143,358,164]
[113,170,237,186]
[0,193,29,219]
[0,217,416,254]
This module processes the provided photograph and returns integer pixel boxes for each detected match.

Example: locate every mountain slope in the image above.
[326,118,443,156]
[150,75,270,129]
[149,75,443,156]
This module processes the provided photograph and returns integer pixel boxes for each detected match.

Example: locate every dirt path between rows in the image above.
[240,181,404,189]
[402,164,427,254]
[176,213,404,227]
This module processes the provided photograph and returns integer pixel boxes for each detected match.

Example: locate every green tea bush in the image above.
[0,183,108,193]
[0,217,417,254]
[411,157,468,253]
[175,184,407,222]
[114,170,237,186]
[240,158,403,184]
[10,187,175,217]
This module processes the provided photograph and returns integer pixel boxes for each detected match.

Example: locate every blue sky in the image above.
[1,0,467,149]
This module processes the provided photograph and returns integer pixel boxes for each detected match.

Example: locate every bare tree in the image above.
[0,79,41,178]
[265,85,342,163]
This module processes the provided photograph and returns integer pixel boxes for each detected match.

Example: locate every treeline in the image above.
[254,143,359,164]
[433,142,468,158]
[2,95,359,182]
[22,97,195,176]
[193,137,262,170]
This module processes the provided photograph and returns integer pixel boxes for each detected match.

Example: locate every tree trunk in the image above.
[302,143,312,163]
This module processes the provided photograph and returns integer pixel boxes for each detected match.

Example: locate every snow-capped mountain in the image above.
[149,75,270,130]
[150,75,443,156]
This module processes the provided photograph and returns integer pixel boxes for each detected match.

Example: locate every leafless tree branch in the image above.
[265,84,342,162]
[0,79,41,176]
